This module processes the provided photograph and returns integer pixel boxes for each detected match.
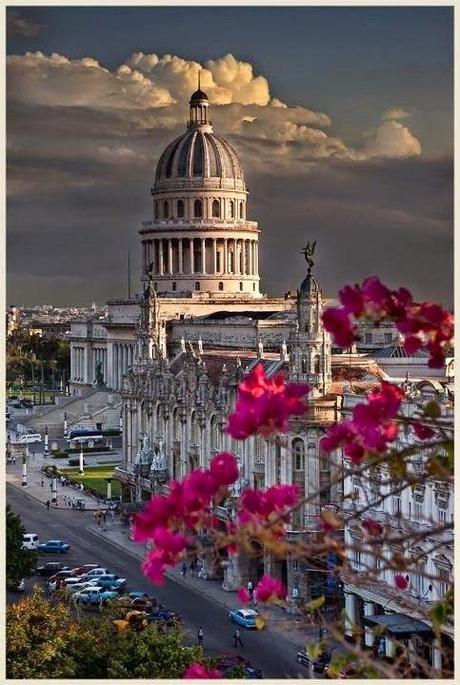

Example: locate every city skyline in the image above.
[7,5,453,306]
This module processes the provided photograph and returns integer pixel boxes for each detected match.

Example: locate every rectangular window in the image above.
[392,495,401,516]
[438,508,447,525]
[437,568,450,598]
[414,565,425,595]
[384,333,392,344]
[414,501,424,522]
[365,333,372,343]
[353,548,361,569]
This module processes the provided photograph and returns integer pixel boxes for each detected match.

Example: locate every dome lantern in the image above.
[188,71,211,130]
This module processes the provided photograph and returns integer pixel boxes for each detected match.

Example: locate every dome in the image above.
[190,88,209,103]
[299,273,320,295]
[154,129,245,189]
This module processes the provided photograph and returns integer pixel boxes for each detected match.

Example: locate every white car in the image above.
[22,533,40,550]
[80,568,109,581]
[68,582,98,594]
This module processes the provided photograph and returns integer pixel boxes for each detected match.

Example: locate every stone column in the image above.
[363,602,375,647]
[233,238,238,274]
[223,239,228,274]
[384,609,394,657]
[113,344,118,390]
[213,238,217,273]
[178,238,183,274]
[159,239,164,275]
[190,238,194,274]
[168,239,173,275]
[344,592,357,637]
[125,403,131,467]
[201,237,206,273]
[255,240,259,276]
[118,345,123,390]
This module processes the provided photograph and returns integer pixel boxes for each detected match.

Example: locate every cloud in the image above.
[382,108,411,121]
[7,10,44,37]
[364,119,422,159]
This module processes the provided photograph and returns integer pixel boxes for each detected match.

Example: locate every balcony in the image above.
[140,218,258,233]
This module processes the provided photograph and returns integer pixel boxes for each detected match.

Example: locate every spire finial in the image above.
[198,69,201,91]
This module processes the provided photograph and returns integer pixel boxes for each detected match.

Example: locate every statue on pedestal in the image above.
[94,360,105,387]
[150,435,167,472]
[134,432,153,475]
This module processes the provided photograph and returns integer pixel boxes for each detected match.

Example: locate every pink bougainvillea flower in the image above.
[152,527,189,555]
[131,495,179,543]
[339,284,365,316]
[403,334,423,355]
[141,548,169,585]
[265,484,300,512]
[182,469,218,513]
[183,663,222,679]
[412,422,435,440]
[323,307,357,348]
[394,574,409,591]
[237,587,251,604]
[254,575,287,603]
[362,518,384,537]
[227,364,309,439]
[209,452,239,486]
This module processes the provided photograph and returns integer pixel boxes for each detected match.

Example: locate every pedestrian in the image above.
[181,562,187,577]
[41,478,44,487]
[102,510,107,530]
[68,499,72,508]
[49,482,53,491]
[46,500,50,511]
[197,626,204,647]
[247,579,254,600]
[190,560,196,577]
[233,628,243,648]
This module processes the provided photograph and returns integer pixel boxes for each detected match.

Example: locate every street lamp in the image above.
[51,476,57,504]
[79,442,85,475]
[44,426,49,456]
[105,477,113,501]
[21,448,28,487]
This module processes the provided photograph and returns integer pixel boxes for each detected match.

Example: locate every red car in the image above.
[70,563,100,575]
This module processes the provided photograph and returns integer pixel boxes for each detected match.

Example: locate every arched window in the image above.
[177,200,184,218]
[190,411,197,444]
[302,359,308,374]
[218,282,224,291]
[210,415,220,452]
[239,282,243,291]
[195,281,200,291]
[194,199,202,218]
[154,202,159,220]
[163,200,169,219]
[212,199,220,218]
[314,355,321,374]
[292,438,305,471]
[239,202,244,219]
[229,200,234,218]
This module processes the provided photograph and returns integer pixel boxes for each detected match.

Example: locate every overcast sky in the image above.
[7,6,453,307]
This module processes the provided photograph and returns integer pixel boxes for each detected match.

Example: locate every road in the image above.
[7,484,308,679]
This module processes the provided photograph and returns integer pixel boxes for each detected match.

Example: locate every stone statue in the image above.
[231,456,250,497]
[150,435,167,472]
[94,360,104,387]
[198,337,203,355]
[135,432,153,473]
[301,240,316,275]
[257,339,264,358]
[180,335,186,353]
[281,340,288,359]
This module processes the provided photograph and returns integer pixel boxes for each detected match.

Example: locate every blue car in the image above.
[96,574,127,590]
[38,540,70,554]
[74,586,119,605]
[229,608,259,629]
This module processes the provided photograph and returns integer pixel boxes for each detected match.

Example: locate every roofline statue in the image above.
[301,240,316,275]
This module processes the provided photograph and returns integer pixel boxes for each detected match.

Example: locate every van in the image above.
[22,533,40,550]
[18,434,42,444]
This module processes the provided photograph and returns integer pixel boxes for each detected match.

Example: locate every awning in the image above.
[363,613,433,638]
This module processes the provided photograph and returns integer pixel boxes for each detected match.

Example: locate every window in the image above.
[239,202,244,219]
[292,438,305,471]
[353,548,362,569]
[177,200,184,218]
[194,199,202,218]
[154,282,158,290]
[218,282,223,291]
[212,199,220,218]
[413,501,424,522]
[154,201,159,220]
[195,281,200,291]
[229,200,234,218]
[438,508,447,525]
[437,567,451,598]
[239,282,243,291]
[172,282,177,292]
[384,333,392,344]
[163,200,169,218]
[314,355,321,374]
[392,495,401,516]
[414,564,425,596]
[365,333,372,343]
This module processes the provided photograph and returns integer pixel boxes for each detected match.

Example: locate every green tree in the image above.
[106,623,202,678]
[6,505,38,590]
[6,589,81,678]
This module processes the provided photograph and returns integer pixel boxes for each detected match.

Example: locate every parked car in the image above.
[296,649,332,674]
[35,562,68,577]
[68,582,98,595]
[69,563,100,575]
[131,596,158,611]
[22,533,40,550]
[10,578,25,592]
[74,586,119,606]
[37,540,70,554]
[95,574,127,590]
[148,608,181,626]
[129,591,151,599]
[49,569,79,583]
[229,608,259,629]
[79,568,110,581]
[216,654,263,679]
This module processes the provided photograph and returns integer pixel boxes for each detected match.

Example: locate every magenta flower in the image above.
[412,422,435,440]
[183,663,222,679]
[323,307,356,347]
[394,574,409,591]
[141,548,169,585]
[362,518,384,536]
[209,452,239,486]
[254,575,287,603]
[152,527,189,555]
[237,587,251,604]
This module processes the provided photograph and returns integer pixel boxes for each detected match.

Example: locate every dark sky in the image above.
[7,6,453,306]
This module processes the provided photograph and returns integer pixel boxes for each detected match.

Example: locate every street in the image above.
[7,484,309,678]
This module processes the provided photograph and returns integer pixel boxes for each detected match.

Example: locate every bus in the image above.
[67,427,104,444]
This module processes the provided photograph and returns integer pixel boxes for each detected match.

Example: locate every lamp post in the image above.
[79,442,84,475]
[51,476,57,503]
[106,478,113,501]
[21,448,28,487]
[119,410,123,434]
[44,426,49,456]
[64,412,68,437]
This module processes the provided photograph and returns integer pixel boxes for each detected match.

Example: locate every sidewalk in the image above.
[88,520,318,651]
[6,454,110,512]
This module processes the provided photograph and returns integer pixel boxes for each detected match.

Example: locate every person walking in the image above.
[41,478,44,487]
[102,510,107,531]
[190,560,196,577]
[197,626,204,647]
[46,500,50,511]
[233,627,243,648]
[247,579,254,598]
[181,562,187,577]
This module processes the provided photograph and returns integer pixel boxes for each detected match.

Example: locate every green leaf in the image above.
[424,400,441,418]
[304,596,325,613]
[306,641,323,658]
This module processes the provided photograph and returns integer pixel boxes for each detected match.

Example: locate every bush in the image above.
[68,458,88,467]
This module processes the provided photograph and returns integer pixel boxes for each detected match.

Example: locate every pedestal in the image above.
[222,555,241,592]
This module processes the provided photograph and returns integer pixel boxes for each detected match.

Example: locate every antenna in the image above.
[198,69,201,90]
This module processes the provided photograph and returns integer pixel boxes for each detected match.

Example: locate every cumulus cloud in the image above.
[364,118,422,159]
[382,108,411,121]
[7,10,44,37]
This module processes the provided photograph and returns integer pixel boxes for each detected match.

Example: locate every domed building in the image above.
[139,88,261,297]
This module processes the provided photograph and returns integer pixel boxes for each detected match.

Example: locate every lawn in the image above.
[59,465,121,498]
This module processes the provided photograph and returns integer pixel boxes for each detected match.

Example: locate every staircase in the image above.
[24,389,121,437]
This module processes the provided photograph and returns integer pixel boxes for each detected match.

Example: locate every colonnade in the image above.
[142,237,258,277]
[72,346,86,382]
[112,343,135,391]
